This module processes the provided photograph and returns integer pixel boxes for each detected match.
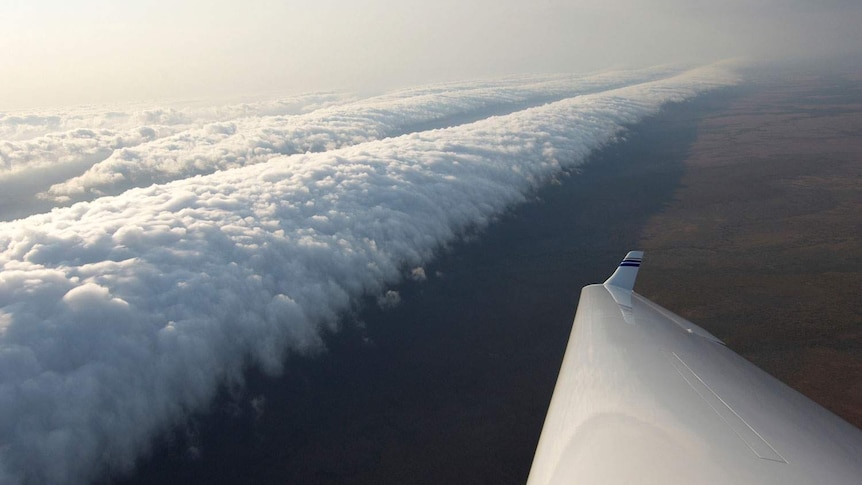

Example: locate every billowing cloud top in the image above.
[39,67,677,205]
[0,93,351,142]
[0,64,738,484]
[0,93,353,222]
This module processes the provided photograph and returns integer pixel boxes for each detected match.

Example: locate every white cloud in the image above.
[0,93,351,143]
[377,290,402,309]
[0,64,737,484]
[0,93,354,222]
[41,66,679,206]
[410,267,427,281]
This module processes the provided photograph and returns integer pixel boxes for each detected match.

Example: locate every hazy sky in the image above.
[2,0,861,109]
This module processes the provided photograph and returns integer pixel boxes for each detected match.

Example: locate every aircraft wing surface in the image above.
[527,251,862,485]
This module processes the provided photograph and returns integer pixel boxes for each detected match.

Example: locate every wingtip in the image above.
[603,251,643,291]
[620,251,644,267]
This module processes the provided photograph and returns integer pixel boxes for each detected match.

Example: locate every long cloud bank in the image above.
[41,67,678,205]
[0,64,738,484]
[0,92,352,176]
[0,93,354,222]
[0,93,352,143]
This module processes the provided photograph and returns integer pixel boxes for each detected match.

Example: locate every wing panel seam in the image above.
[669,352,788,464]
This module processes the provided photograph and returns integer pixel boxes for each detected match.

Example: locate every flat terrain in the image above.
[637,68,862,427]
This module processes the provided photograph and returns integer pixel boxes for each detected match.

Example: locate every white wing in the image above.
[527,251,862,485]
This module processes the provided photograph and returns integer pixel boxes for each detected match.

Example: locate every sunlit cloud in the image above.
[40,67,676,206]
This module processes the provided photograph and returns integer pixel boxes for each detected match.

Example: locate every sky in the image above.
[1,0,861,109]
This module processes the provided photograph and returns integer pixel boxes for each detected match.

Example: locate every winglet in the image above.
[603,251,643,291]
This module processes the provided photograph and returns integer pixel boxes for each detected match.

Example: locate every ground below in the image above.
[637,67,862,427]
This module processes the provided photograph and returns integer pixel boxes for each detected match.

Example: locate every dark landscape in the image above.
[113,67,860,484]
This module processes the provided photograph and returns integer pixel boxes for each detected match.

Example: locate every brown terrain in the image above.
[636,69,862,428]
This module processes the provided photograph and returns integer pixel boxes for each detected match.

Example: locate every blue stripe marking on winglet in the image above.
[604,250,644,290]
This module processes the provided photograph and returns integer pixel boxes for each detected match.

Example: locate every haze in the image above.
[2,0,861,109]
